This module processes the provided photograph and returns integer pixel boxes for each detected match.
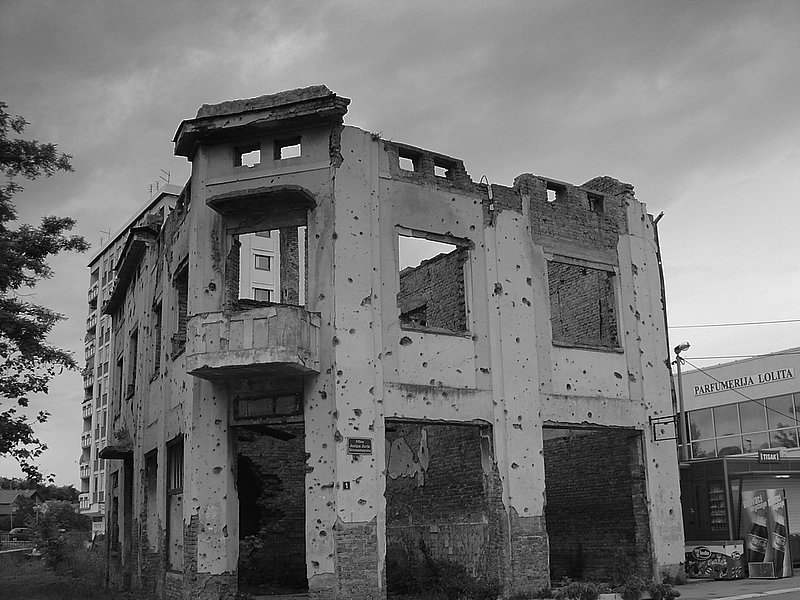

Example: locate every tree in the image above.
[0,101,88,481]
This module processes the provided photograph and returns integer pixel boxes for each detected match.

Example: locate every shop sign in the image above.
[347,437,373,455]
[759,449,782,463]
[693,368,795,396]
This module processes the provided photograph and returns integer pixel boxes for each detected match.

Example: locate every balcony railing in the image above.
[81,433,91,448]
[79,493,90,511]
[185,305,320,380]
[86,313,97,332]
[88,284,99,306]
[79,464,90,479]
[83,373,94,390]
[82,402,92,419]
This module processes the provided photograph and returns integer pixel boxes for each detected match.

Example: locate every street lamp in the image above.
[675,342,690,462]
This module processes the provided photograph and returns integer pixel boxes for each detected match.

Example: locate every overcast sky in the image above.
[2,1,799,485]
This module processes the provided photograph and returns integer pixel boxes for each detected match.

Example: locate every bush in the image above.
[554,580,600,600]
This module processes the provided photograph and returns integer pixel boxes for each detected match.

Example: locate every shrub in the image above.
[554,580,599,600]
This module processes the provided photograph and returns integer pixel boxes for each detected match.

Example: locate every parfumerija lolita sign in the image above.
[693,368,795,396]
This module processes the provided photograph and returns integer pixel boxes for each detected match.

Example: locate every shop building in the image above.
[676,349,800,565]
[98,85,684,599]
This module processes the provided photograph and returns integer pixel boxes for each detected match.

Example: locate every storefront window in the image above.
[740,400,767,433]
[689,408,714,441]
[766,394,796,430]
[716,436,743,456]
[691,438,716,459]
[742,432,770,453]
[770,427,798,448]
[713,404,740,436]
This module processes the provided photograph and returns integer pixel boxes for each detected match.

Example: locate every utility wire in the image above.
[670,318,800,329]
[681,358,800,428]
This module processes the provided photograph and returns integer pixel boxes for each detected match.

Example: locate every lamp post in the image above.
[675,342,690,462]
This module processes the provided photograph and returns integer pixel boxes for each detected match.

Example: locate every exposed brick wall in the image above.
[333,518,382,600]
[397,248,468,333]
[237,422,307,590]
[279,227,300,304]
[509,512,550,593]
[515,174,628,254]
[543,429,651,582]
[548,261,619,348]
[385,423,504,588]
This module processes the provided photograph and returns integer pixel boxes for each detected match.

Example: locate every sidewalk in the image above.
[676,573,800,600]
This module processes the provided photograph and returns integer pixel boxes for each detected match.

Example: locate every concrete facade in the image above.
[99,85,684,599]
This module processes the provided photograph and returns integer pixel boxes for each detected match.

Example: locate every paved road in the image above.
[676,573,800,600]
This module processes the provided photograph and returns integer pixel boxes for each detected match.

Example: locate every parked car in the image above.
[9,527,34,541]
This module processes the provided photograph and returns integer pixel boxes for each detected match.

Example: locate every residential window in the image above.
[253,287,272,302]
[254,254,272,271]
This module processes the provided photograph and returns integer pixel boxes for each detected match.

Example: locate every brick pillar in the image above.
[280,227,300,304]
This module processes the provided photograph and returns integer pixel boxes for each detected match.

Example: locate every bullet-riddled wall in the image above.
[99,86,684,600]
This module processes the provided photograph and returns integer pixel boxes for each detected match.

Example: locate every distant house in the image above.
[0,489,43,530]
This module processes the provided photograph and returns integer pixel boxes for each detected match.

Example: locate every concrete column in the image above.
[485,204,551,593]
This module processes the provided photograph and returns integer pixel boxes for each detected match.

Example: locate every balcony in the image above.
[82,402,92,420]
[81,432,91,448]
[79,493,90,511]
[185,305,320,380]
[86,313,97,332]
[79,463,90,479]
[88,283,99,307]
[83,372,94,390]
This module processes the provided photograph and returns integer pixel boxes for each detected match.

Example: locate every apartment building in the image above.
[99,86,684,599]
[80,186,182,534]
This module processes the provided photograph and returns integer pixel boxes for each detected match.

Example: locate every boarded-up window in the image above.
[172,264,188,358]
[548,261,619,348]
[166,438,184,570]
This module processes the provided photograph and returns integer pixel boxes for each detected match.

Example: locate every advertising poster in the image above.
[684,541,744,579]
[740,488,793,578]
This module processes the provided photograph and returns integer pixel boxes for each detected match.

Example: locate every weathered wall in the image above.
[384,423,503,586]
[543,429,651,581]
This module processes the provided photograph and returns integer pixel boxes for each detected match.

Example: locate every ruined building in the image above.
[97,86,684,599]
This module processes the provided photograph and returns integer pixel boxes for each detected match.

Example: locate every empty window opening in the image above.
[548,260,618,348]
[546,182,565,203]
[235,144,261,168]
[144,451,158,551]
[588,193,604,214]
[433,159,455,179]
[172,263,189,358]
[238,421,307,594]
[274,137,301,160]
[398,150,420,172]
[235,227,307,307]
[152,302,162,377]
[397,230,469,333]
[127,329,138,398]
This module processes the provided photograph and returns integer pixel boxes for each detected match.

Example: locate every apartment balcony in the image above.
[185,305,320,381]
[82,401,92,420]
[86,313,97,332]
[88,283,99,307]
[79,464,90,479]
[79,493,90,511]
[81,432,91,448]
[83,372,94,390]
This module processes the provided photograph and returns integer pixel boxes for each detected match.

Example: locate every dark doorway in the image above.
[543,426,652,583]
[237,422,307,595]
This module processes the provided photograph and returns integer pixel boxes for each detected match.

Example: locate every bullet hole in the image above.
[614,372,623,379]
[332,232,338,240]
[213,467,222,474]
[515,337,520,343]
[511,462,519,469]
[208,282,216,291]
[522,297,531,306]
[566,384,571,390]
[587,412,592,418]
[422,362,428,368]
[353,408,362,416]
[319,391,327,399]
[361,295,372,306]
[349,328,356,334]
[368,387,374,395]
[319,530,327,537]
[526,277,532,286]
[336,370,343,376]
[348,277,353,283]
[399,336,413,346]
[332,336,339,346]
[494,282,503,295]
